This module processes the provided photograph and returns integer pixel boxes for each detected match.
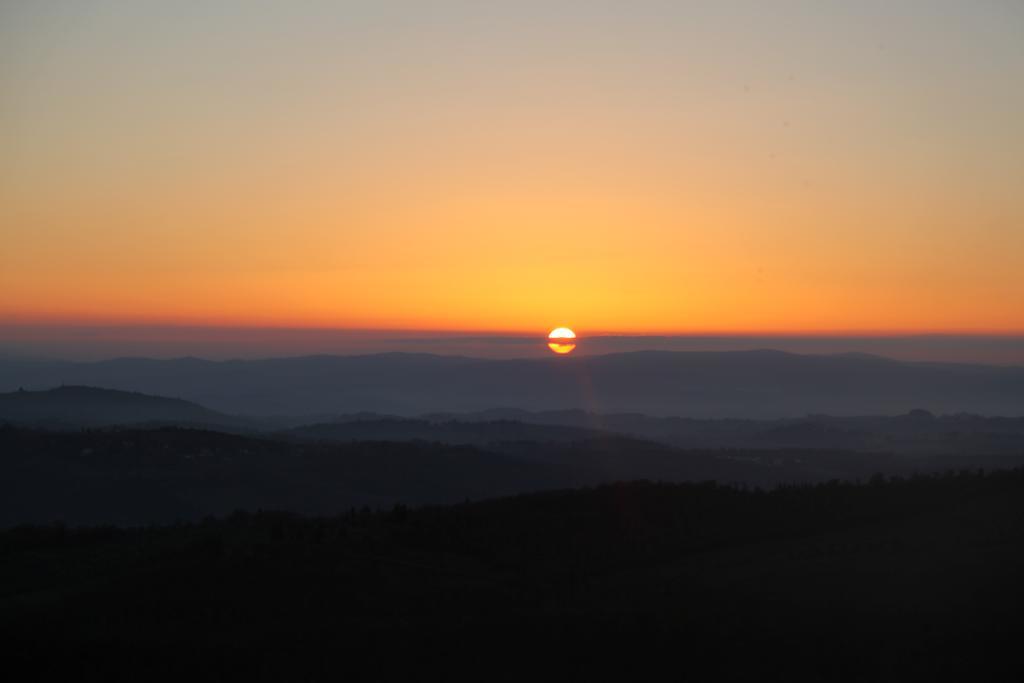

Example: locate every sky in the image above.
[2,0,1023,338]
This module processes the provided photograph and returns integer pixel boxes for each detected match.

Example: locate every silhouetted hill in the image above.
[6,383,1023,455]
[0,426,575,525]
[4,425,1024,526]
[4,471,1024,681]
[0,385,242,429]
[287,418,612,446]
[422,408,1024,454]
[2,350,1023,417]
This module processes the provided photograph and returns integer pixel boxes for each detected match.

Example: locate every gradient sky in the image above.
[2,1,1023,334]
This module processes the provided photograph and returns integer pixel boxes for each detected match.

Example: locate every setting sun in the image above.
[547,327,577,355]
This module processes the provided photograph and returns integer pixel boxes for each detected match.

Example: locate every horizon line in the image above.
[3,320,1024,339]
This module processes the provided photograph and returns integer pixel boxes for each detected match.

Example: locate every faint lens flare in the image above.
[547,327,577,355]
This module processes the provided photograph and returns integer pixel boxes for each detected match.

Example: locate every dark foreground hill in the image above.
[4,425,1024,526]
[3,471,1023,681]
[3,349,1023,417]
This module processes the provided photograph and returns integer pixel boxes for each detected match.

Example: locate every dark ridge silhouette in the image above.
[420,407,1024,453]
[4,424,1024,527]
[6,385,1024,455]
[3,471,1023,680]
[286,417,613,446]
[2,349,1023,417]
[0,385,241,429]
[0,425,578,525]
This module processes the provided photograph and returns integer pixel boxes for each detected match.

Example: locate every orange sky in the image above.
[2,2,1023,334]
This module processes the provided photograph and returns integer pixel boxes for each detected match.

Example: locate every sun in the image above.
[547,327,577,355]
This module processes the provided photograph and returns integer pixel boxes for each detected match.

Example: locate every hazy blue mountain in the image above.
[1,350,1023,418]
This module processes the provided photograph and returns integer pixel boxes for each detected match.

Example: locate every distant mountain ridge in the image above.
[5,385,1024,526]
[5,384,1024,454]
[1,349,1022,418]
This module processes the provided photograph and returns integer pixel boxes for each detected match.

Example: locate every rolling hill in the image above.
[0,385,241,429]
